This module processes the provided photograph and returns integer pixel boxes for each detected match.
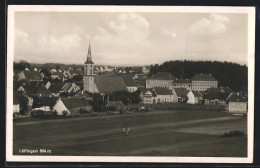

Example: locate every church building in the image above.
[83,43,128,94]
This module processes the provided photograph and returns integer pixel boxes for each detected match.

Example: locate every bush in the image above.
[222,130,245,137]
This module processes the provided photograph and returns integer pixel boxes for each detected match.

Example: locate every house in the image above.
[143,87,174,104]
[107,101,127,113]
[191,73,218,91]
[32,97,59,115]
[36,86,53,97]
[49,83,66,96]
[187,90,203,104]
[53,97,93,116]
[203,87,232,106]
[172,78,192,90]
[61,83,80,93]
[14,70,44,81]
[142,66,150,74]
[74,90,93,100]
[204,92,230,106]
[226,92,247,113]
[142,89,157,104]
[146,72,176,89]
[120,75,138,93]
[172,88,189,102]
[13,94,20,114]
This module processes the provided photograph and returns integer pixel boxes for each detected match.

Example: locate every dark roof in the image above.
[35,97,59,107]
[154,87,173,95]
[23,70,43,80]
[173,78,191,83]
[49,83,66,93]
[174,88,189,97]
[136,74,147,79]
[36,86,53,97]
[191,73,217,81]
[94,76,128,93]
[191,90,202,97]
[204,92,231,100]
[61,97,91,111]
[108,101,127,111]
[120,75,137,86]
[205,87,232,93]
[149,72,176,80]
[85,60,94,64]
[227,93,247,102]
[74,90,92,99]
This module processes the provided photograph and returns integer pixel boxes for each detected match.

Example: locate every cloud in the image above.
[15,30,31,47]
[94,13,151,48]
[188,14,229,37]
[38,34,82,50]
[163,29,177,38]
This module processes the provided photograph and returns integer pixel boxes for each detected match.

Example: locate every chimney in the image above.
[237,93,239,96]
[210,74,211,76]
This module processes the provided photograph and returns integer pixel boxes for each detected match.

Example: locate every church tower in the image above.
[83,42,95,92]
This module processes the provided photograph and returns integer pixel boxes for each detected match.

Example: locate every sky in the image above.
[14,11,248,66]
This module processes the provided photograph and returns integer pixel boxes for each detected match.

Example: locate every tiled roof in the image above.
[108,101,127,111]
[174,88,189,97]
[204,92,231,100]
[173,78,191,83]
[61,97,91,111]
[191,73,217,81]
[227,93,247,102]
[149,72,176,80]
[35,97,59,107]
[120,75,137,87]
[94,76,128,93]
[191,90,202,97]
[74,90,92,99]
[49,83,66,93]
[205,87,232,93]
[154,87,173,95]
[36,86,53,97]
[23,70,43,81]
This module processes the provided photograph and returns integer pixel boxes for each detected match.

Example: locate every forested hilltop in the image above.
[149,61,248,91]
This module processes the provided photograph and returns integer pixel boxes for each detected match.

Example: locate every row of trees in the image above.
[149,60,248,91]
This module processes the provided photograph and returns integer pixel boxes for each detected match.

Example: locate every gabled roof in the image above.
[191,73,217,81]
[94,76,128,93]
[154,87,173,95]
[149,72,176,80]
[61,97,91,111]
[144,89,157,97]
[204,92,230,100]
[205,87,232,93]
[190,90,202,97]
[120,75,137,87]
[36,86,53,97]
[74,90,92,99]
[173,78,191,83]
[49,83,66,93]
[227,93,247,102]
[35,97,59,107]
[107,101,127,111]
[174,88,189,97]
[23,70,43,81]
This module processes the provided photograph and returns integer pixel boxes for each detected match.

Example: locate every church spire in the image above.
[85,42,94,64]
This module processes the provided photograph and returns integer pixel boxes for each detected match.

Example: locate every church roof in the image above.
[94,76,128,93]
[85,43,94,64]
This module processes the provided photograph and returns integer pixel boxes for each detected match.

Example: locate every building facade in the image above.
[191,73,218,91]
[146,72,176,89]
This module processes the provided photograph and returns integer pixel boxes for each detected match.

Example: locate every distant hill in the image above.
[149,60,248,91]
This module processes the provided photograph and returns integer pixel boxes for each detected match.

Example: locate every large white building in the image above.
[146,72,176,89]
[191,73,218,91]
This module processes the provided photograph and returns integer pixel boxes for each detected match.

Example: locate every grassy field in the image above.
[13,110,247,157]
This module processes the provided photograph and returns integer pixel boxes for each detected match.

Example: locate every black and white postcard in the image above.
[6,5,255,163]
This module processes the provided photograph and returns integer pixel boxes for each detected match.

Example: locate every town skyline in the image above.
[14,12,249,66]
